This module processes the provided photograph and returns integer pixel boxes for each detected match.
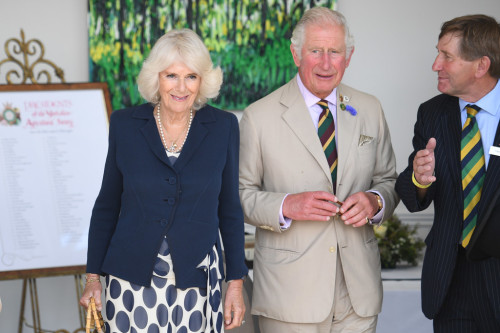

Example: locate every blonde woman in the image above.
[80,29,247,332]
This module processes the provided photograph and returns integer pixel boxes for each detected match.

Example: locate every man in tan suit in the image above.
[239,7,399,333]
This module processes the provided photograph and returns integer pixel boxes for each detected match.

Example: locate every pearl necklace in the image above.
[156,104,193,153]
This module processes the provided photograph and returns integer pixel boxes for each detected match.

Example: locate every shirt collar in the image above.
[459,79,500,116]
[296,74,337,109]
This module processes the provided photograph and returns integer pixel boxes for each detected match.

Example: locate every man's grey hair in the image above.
[291,7,355,60]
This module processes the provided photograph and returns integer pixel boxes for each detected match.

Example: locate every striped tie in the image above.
[317,100,338,193]
[461,104,486,247]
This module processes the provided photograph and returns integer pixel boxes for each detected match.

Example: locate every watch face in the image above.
[374,194,382,210]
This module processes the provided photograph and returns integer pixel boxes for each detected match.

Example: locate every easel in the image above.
[1,266,88,333]
[0,31,112,333]
[0,29,81,333]
[0,80,112,332]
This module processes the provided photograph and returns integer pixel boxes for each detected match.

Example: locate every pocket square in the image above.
[358,134,374,146]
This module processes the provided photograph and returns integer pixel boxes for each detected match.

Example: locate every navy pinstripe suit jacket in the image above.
[396,93,500,320]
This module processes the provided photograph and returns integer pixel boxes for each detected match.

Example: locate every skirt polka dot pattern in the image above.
[104,239,223,333]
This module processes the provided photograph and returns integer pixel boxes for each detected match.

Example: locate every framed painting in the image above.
[88,0,337,111]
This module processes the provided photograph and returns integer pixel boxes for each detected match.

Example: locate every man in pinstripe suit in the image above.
[396,15,500,332]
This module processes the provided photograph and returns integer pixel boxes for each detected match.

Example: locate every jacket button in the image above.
[168,177,177,184]
[160,219,168,227]
[329,246,336,253]
[168,198,175,205]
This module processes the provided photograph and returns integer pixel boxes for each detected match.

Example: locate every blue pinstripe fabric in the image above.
[396,94,500,328]
[433,249,500,332]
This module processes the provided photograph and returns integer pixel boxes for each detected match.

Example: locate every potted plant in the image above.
[374,215,425,269]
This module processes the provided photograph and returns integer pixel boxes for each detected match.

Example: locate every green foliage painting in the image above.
[88,0,337,110]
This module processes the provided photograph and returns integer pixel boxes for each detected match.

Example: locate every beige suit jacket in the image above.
[239,77,399,323]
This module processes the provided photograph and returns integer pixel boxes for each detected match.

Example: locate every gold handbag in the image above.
[86,297,105,333]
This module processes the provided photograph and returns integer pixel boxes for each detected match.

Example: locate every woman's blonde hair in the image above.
[137,29,223,110]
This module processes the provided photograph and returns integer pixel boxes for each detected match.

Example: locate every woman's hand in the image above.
[79,273,103,311]
[224,279,246,329]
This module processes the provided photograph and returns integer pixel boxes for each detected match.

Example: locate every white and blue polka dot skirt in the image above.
[104,237,224,333]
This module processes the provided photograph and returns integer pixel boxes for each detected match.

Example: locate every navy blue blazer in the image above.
[86,103,248,288]
[396,94,500,321]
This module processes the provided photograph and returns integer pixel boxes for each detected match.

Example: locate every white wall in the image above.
[1,1,500,332]
[0,0,89,84]
[0,2,89,332]
[337,0,500,220]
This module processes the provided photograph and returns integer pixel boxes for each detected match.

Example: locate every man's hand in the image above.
[282,191,340,221]
[340,192,379,227]
[413,138,437,185]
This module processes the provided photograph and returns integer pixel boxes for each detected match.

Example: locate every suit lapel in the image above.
[280,79,333,184]
[173,108,210,171]
[479,120,500,214]
[137,105,211,171]
[440,97,500,233]
[440,98,463,202]
[336,85,359,190]
[138,106,172,167]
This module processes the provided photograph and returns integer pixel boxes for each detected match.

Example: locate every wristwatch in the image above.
[374,193,383,214]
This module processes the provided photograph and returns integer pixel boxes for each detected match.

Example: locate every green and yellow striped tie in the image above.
[461,104,485,247]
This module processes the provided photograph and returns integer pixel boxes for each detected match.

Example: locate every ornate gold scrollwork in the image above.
[0,29,65,84]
